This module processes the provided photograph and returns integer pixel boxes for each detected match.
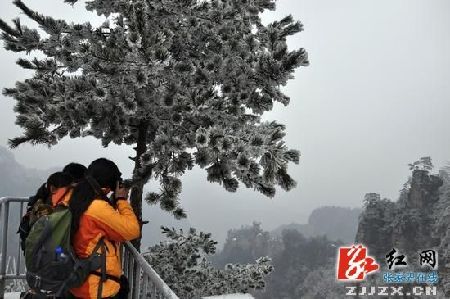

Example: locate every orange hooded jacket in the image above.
[70,198,140,298]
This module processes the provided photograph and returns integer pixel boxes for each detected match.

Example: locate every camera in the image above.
[119,178,133,189]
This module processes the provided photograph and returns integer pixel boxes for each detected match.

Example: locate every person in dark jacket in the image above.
[18,163,87,251]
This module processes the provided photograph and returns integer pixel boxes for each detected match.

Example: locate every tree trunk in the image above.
[130,121,149,250]
[130,181,144,250]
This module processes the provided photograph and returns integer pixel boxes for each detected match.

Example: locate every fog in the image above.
[1,0,450,243]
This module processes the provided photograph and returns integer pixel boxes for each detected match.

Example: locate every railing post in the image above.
[132,263,141,299]
[16,202,24,276]
[0,199,10,299]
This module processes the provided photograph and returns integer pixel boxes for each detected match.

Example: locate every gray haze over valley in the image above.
[1,0,450,244]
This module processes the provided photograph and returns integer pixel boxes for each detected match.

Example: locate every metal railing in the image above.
[0,197,179,299]
[0,197,28,299]
[123,242,179,299]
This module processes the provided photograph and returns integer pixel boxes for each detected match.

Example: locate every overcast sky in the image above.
[1,0,449,243]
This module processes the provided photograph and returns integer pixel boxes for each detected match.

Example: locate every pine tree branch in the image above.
[8,136,30,148]
[13,0,44,25]
[89,52,151,67]
[13,0,68,35]
[0,19,20,37]
[11,18,23,35]
[16,57,61,72]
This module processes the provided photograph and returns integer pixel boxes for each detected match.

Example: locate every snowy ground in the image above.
[4,293,20,299]
[203,294,254,299]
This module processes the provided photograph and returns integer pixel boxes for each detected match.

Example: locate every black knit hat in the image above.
[47,171,72,188]
[62,163,87,183]
[87,158,122,190]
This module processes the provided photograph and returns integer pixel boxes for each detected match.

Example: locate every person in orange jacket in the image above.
[68,158,140,299]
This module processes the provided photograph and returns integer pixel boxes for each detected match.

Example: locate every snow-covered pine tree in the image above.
[1,0,308,248]
[144,226,273,298]
[408,156,434,172]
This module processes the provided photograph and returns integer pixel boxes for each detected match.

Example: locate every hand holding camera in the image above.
[114,179,133,201]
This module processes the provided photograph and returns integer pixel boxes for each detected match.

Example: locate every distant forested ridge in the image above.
[0,146,53,197]
[212,162,450,298]
[211,221,346,298]
[357,162,450,297]
[271,206,362,243]
[0,146,54,264]
[211,205,363,298]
